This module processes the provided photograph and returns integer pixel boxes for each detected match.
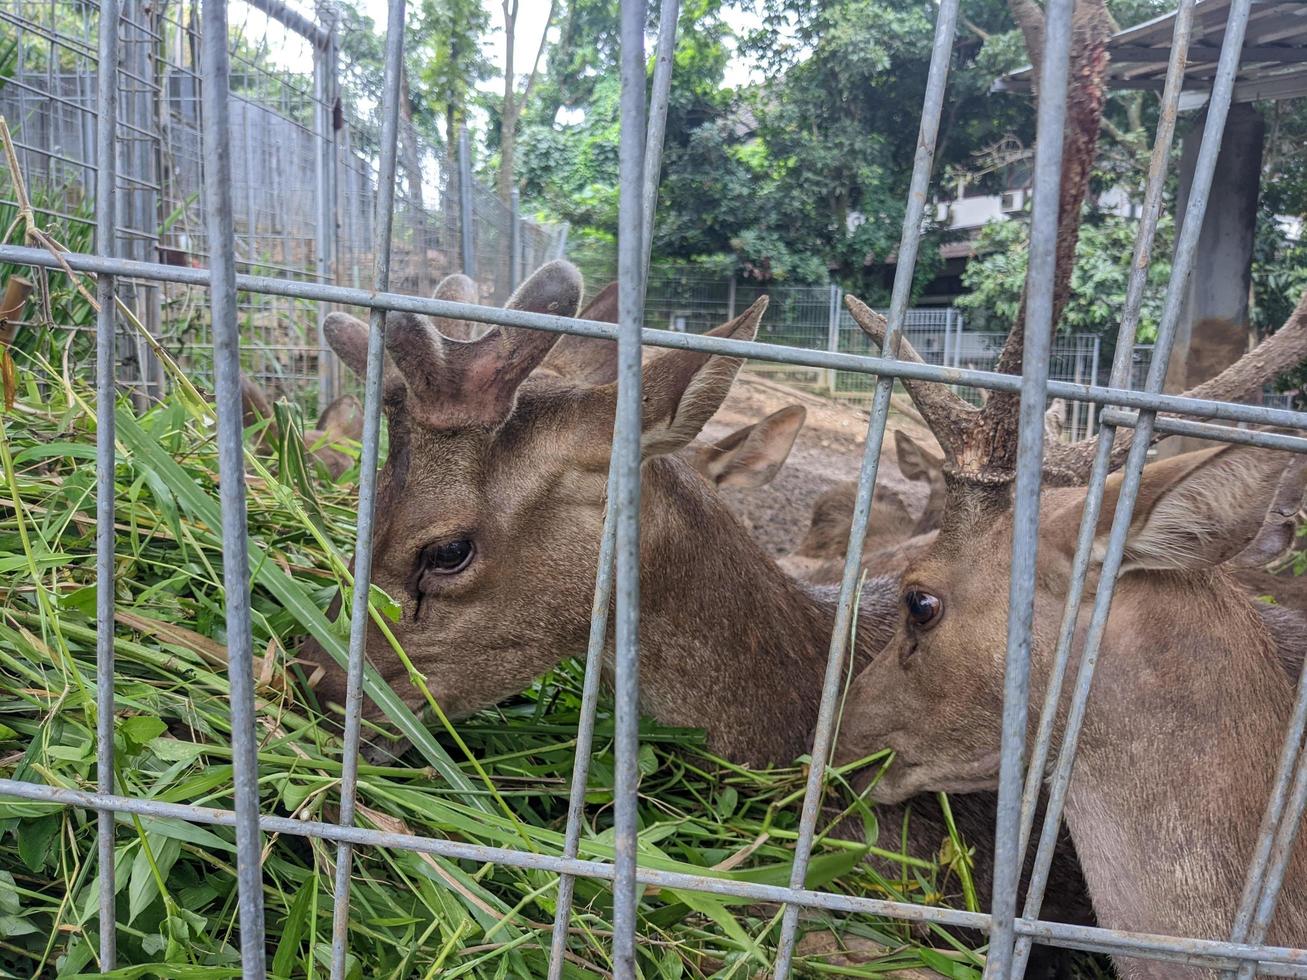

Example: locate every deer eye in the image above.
[904,590,943,629]
[422,538,475,575]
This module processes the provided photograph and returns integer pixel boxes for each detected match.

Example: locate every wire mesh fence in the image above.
[0,0,565,415]
[3,0,1307,977]
[645,268,1106,439]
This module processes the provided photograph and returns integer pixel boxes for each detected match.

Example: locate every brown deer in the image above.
[301,259,1100,958]
[239,376,363,479]
[787,430,944,572]
[834,288,1307,977]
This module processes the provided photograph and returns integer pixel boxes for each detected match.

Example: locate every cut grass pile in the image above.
[0,328,985,978]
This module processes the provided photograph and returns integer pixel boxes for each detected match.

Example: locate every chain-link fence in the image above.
[0,0,565,415]
[644,267,1105,440]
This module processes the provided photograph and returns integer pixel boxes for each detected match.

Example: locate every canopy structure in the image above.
[995,0,1307,103]
[997,0,1306,427]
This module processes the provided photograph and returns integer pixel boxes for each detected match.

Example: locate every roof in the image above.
[994,0,1307,103]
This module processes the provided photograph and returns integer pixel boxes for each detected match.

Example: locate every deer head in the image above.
[303,260,769,724]
[682,405,806,490]
[836,442,1299,801]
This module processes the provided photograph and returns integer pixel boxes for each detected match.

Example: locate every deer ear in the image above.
[1086,445,1298,572]
[694,405,805,489]
[638,297,767,459]
[893,430,942,484]
[315,393,363,441]
[538,281,620,385]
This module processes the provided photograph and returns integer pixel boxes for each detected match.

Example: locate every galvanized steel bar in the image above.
[4,244,1304,432]
[93,0,120,966]
[612,0,647,971]
[984,0,1075,972]
[640,0,679,274]
[1013,0,1196,887]
[314,10,340,410]
[199,0,267,972]
[1232,664,1307,980]
[1010,1,1256,975]
[329,0,406,976]
[1098,410,1307,455]
[546,481,618,980]
[771,0,959,973]
[7,777,1307,975]
[459,125,476,274]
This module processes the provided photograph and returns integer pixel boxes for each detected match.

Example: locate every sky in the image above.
[349,0,763,92]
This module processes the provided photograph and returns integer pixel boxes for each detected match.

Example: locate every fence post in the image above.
[314,11,340,411]
[458,124,476,275]
[510,187,521,290]
[1089,334,1101,437]
[942,307,953,372]
[726,275,736,320]
[826,282,841,392]
[121,0,162,408]
[954,307,965,369]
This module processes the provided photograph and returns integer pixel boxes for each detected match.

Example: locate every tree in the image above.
[497,0,559,203]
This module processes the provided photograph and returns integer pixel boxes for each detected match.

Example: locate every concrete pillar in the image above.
[1160,102,1264,455]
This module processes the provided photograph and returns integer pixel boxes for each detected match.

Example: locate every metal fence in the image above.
[2,0,1307,978]
[645,269,1105,438]
[0,0,564,415]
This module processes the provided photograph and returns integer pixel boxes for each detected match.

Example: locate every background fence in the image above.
[644,268,1105,440]
[0,0,566,415]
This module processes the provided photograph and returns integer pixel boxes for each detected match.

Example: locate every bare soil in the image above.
[700,372,941,557]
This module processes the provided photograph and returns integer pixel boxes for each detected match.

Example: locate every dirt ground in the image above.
[700,372,941,556]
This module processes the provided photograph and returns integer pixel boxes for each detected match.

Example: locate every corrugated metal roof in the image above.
[995,0,1307,102]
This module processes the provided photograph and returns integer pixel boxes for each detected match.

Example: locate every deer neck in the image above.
[1060,571,1307,959]
[629,457,895,767]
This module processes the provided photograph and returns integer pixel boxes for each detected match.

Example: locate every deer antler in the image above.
[385,259,583,431]
[1042,289,1307,484]
[847,0,1113,501]
[845,297,981,455]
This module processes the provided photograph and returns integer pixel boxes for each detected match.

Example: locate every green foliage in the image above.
[956,209,1175,343]
[0,331,987,976]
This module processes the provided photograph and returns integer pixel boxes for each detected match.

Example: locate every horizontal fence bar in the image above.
[1099,409,1307,454]
[3,778,1307,975]
[4,245,1305,433]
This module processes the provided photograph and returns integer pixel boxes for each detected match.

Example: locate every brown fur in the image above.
[836,445,1307,977]
[301,262,1096,965]
[239,374,362,479]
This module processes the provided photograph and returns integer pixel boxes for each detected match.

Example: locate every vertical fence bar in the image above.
[640,0,678,275]
[459,124,475,274]
[314,11,339,411]
[1007,1,1251,974]
[94,0,120,966]
[826,282,840,392]
[200,0,267,973]
[770,0,960,973]
[510,187,521,290]
[982,0,1076,974]
[546,484,619,980]
[549,2,676,968]
[612,0,646,972]
[328,0,406,976]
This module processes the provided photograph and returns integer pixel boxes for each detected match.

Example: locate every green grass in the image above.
[0,336,993,978]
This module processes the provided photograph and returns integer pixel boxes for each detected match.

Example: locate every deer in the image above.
[832,284,1307,978]
[239,376,364,479]
[545,279,940,559]
[783,399,1307,615]
[299,259,1108,973]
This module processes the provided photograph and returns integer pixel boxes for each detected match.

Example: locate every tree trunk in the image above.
[398,62,430,295]
[498,0,518,205]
